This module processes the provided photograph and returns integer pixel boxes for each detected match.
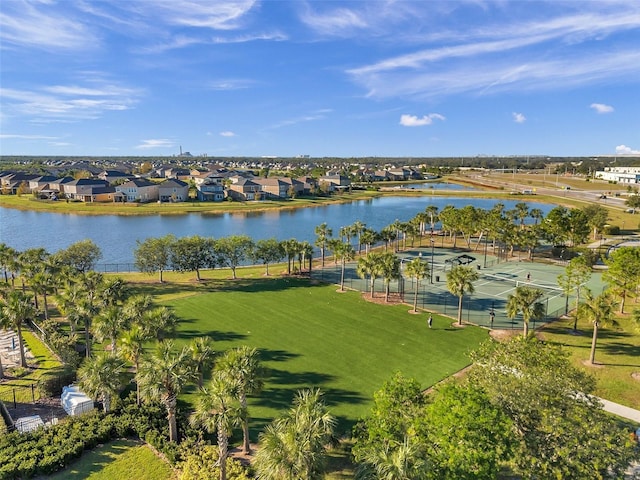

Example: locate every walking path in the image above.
[599,397,640,423]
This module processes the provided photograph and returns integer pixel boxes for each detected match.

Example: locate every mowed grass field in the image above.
[162,277,489,435]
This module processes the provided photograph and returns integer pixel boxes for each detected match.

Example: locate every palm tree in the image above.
[119,325,148,405]
[299,241,314,274]
[405,258,429,313]
[77,352,125,413]
[446,265,479,326]
[360,228,378,255]
[578,290,617,365]
[92,305,128,355]
[506,286,545,337]
[334,242,355,292]
[143,306,178,341]
[190,374,243,480]
[124,294,154,327]
[354,435,429,480]
[189,336,215,389]
[0,289,36,368]
[351,220,366,254]
[379,252,400,302]
[514,202,529,229]
[254,388,337,480]
[30,270,54,320]
[215,346,264,454]
[0,244,17,284]
[425,205,439,233]
[357,252,382,298]
[379,226,397,252]
[282,239,300,275]
[137,341,195,443]
[314,223,333,268]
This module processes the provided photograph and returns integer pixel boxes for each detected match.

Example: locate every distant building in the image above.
[596,167,640,184]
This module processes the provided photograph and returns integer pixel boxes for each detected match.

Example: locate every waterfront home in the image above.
[158,179,189,202]
[62,178,111,201]
[253,178,291,198]
[296,176,318,195]
[227,177,260,201]
[0,172,40,194]
[196,181,225,201]
[115,179,159,203]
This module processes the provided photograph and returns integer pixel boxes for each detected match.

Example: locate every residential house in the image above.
[115,179,159,202]
[318,174,351,192]
[0,172,40,194]
[62,178,112,202]
[253,178,290,198]
[158,179,189,202]
[296,176,318,195]
[98,170,133,184]
[196,181,225,201]
[227,178,260,201]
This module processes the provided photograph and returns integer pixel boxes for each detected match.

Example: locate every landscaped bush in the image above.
[0,398,183,479]
[604,225,620,235]
[179,444,251,480]
[36,366,76,398]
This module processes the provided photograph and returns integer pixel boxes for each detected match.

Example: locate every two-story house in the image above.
[115,179,159,202]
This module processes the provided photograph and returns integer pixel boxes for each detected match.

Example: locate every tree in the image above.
[352,373,428,480]
[119,325,148,405]
[557,256,592,328]
[189,336,215,389]
[215,346,264,454]
[578,289,617,365]
[405,257,429,313]
[0,289,36,368]
[55,239,102,273]
[581,204,609,240]
[138,341,195,443]
[359,228,378,254]
[143,306,178,341]
[351,220,366,254]
[0,244,17,284]
[625,193,640,213]
[357,252,382,298]
[469,337,636,479]
[506,286,545,337]
[215,235,254,280]
[603,246,640,313]
[378,252,400,302]
[191,374,243,480]
[446,265,479,326]
[254,389,337,480]
[253,238,284,276]
[77,352,125,413]
[134,234,175,283]
[298,241,314,274]
[92,305,128,355]
[314,223,333,268]
[423,382,515,480]
[333,241,355,292]
[170,235,217,281]
[567,208,590,246]
[541,206,570,246]
[281,239,301,275]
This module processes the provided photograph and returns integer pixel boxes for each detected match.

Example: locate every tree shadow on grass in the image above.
[257,348,300,363]
[266,368,335,386]
[49,439,138,479]
[212,276,326,294]
[176,329,248,342]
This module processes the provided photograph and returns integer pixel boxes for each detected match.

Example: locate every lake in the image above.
[0,196,554,265]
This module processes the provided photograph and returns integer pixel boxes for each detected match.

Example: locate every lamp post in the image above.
[430,235,435,284]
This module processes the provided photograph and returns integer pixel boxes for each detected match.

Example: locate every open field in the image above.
[47,439,176,480]
[153,276,489,435]
[540,306,640,410]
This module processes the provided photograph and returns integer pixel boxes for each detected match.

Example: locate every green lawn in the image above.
[165,277,489,435]
[540,310,640,409]
[47,439,175,480]
[0,330,62,404]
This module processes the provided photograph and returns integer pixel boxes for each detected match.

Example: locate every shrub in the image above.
[37,367,76,398]
[603,225,620,235]
[179,444,251,480]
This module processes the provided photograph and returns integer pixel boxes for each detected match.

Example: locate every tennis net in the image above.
[480,272,564,296]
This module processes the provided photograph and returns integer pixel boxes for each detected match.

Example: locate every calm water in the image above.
[0,196,553,264]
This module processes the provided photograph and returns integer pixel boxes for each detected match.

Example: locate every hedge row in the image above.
[0,400,169,479]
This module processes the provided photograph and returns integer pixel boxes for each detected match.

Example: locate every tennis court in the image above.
[314,246,606,330]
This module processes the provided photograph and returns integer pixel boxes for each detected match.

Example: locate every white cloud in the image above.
[512,112,526,123]
[0,1,96,50]
[135,139,175,149]
[220,131,236,137]
[615,145,640,155]
[590,103,614,114]
[400,114,445,127]
[299,6,368,36]
[0,133,58,140]
[0,78,141,122]
[208,79,255,91]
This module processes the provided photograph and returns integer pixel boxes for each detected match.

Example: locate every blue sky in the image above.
[1,1,639,158]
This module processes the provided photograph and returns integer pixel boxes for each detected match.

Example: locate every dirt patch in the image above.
[228,444,256,466]
[5,397,67,426]
[489,329,521,341]
[631,372,640,382]
[581,360,605,368]
[361,292,404,305]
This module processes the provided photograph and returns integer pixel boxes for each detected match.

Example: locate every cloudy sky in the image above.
[1,0,639,157]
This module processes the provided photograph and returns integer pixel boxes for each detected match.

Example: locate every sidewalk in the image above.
[598,397,640,423]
